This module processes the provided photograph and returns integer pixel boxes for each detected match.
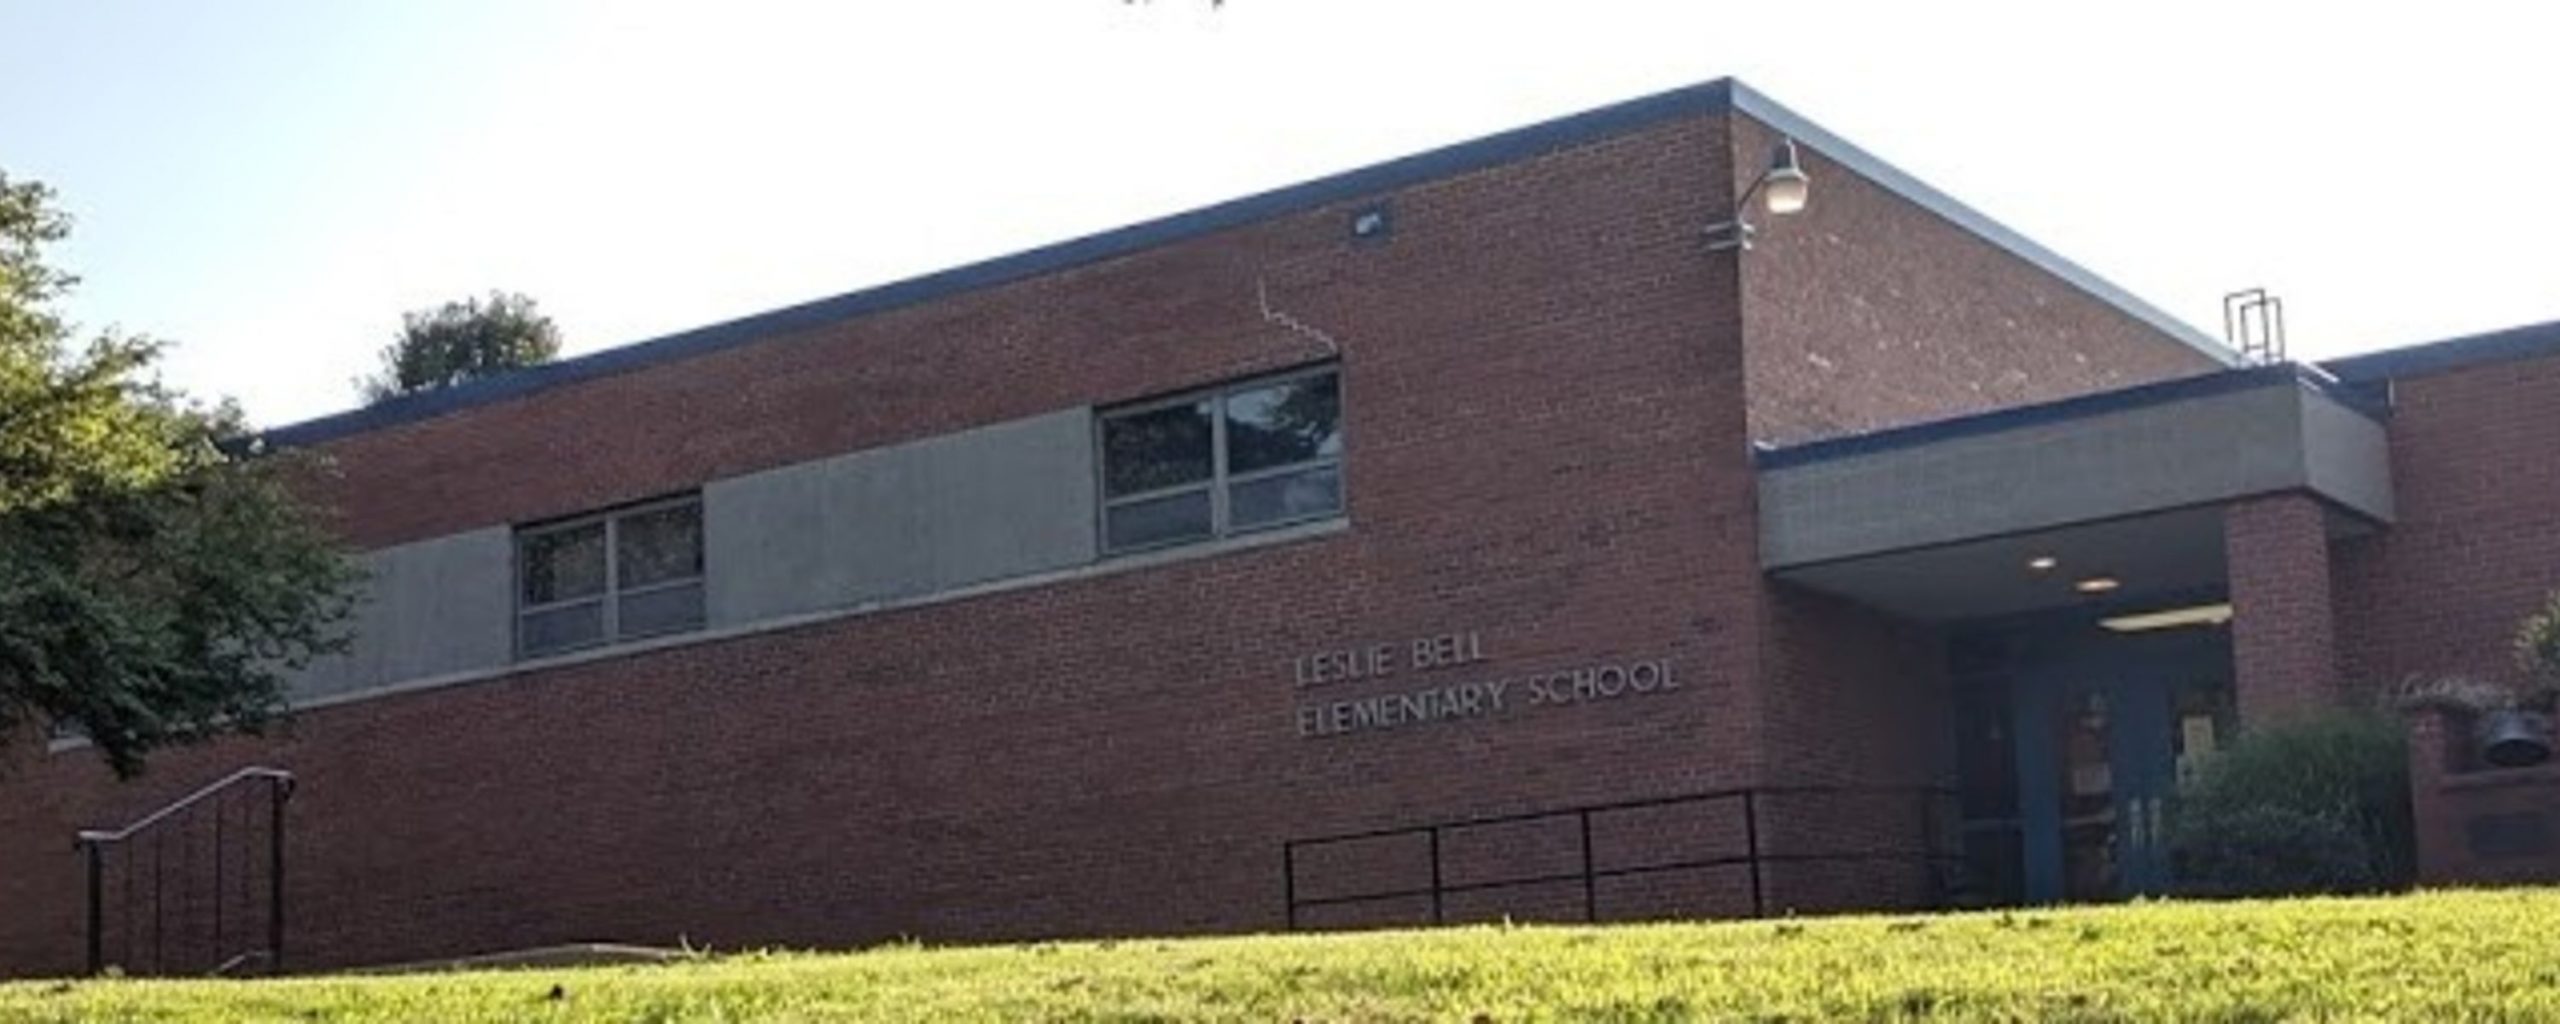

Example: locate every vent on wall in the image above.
[2224,288,2288,365]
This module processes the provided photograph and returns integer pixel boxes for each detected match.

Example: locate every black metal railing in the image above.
[74,766,295,976]
[1284,785,1959,929]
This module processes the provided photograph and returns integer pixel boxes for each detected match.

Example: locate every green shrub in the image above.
[2168,710,2413,897]
[2172,803,2375,895]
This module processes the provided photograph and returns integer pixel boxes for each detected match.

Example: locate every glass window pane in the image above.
[520,523,607,605]
[520,601,604,656]
[1101,399,1214,497]
[1104,489,1214,550]
[618,582,705,639]
[1224,373,1341,475]
[617,503,703,588]
[1228,464,1342,529]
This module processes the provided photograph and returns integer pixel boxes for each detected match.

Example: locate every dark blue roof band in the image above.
[2322,319,2560,383]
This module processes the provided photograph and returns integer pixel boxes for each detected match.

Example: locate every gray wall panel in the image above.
[918,411,1102,588]
[2299,389,2396,523]
[287,527,514,702]
[707,408,1098,626]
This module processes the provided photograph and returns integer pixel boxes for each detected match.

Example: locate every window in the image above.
[516,496,705,658]
[1099,367,1342,553]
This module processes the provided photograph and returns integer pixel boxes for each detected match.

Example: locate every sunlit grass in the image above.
[4,889,2557,1022]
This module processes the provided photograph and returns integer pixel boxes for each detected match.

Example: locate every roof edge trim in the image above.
[2322,319,2560,383]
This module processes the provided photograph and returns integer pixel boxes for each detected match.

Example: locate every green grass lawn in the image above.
[5,889,2559,1022]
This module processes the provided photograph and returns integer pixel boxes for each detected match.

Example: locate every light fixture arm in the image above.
[1702,215,1762,254]
[1705,137,1809,253]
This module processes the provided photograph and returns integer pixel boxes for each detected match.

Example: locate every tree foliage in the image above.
[358,291,560,403]
[0,170,358,777]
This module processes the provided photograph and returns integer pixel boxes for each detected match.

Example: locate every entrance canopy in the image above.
[1755,365,2392,622]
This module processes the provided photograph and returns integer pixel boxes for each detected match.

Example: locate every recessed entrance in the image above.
[1752,367,2400,906]
[1951,613,2235,904]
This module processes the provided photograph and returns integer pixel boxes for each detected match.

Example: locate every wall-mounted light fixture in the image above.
[1705,138,1811,252]
[1349,202,1392,243]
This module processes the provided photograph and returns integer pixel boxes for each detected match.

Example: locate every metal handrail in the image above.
[1285,784,1960,928]
[1289,783,1950,848]
[75,765,295,976]
[74,767,295,846]
[1287,849,1957,911]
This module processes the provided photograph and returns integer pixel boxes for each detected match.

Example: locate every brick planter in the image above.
[2404,705,2560,885]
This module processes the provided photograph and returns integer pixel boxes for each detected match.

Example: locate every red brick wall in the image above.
[1752,585,1954,913]
[0,112,1796,976]
[1757,587,1951,789]
[2333,354,2560,698]
[1729,115,2224,448]
[2225,493,2343,725]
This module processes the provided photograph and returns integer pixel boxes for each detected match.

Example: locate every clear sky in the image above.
[4,1,2554,428]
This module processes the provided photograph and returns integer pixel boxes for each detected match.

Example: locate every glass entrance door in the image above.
[2052,677,2174,899]
[1952,624,2234,905]
[2039,670,2232,900]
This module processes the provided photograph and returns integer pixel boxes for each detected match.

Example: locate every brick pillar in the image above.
[2402,706,2458,885]
[2224,494,2341,725]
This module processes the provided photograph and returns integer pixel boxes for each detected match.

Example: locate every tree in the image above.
[1,170,359,778]
[357,291,560,402]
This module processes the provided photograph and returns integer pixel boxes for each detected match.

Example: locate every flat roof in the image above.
[262,77,2238,450]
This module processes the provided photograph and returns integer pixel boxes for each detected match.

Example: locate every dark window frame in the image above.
[1095,364,1344,555]
[513,493,706,659]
